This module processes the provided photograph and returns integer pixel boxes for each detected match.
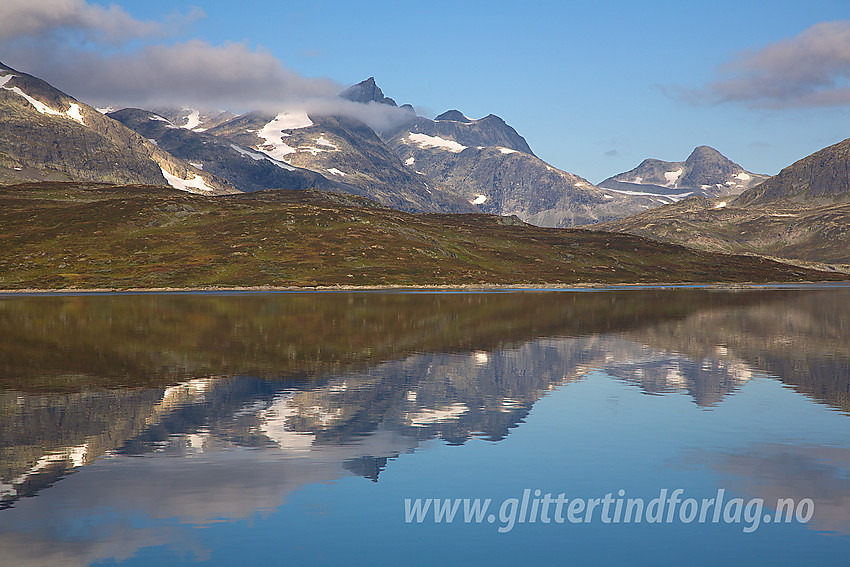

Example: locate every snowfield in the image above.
[256,112,315,160]
[65,103,86,126]
[606,187,693,201]
[230,144,295,171]
[664,169,683,186]
[407,133,467,153]
[183,109,201,130]
[160,168,214,193]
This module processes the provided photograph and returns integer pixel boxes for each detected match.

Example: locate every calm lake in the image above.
[1,287,849,566]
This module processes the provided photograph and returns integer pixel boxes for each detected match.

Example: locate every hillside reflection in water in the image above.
[1,288,849,566]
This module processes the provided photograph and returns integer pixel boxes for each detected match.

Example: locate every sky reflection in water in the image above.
[1,288,849,566]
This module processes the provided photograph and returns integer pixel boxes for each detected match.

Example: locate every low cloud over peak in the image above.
[14,40,341,110]
[0,0,413,131]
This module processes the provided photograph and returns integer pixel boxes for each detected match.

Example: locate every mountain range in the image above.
[599,145,769,200]
[1,62,773,226]
[1,60,849,276]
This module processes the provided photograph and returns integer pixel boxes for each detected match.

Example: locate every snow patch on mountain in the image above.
[471,194,488,205]
[273,111,313,130]
[256,112,317,160]
[183,109,201,130]
[256,133,296,159]
[315,136,338,149]
[1,76,87,125]
[498,147,517,154]
[66,103,85,126]
[405,156,415,166]
[664,169,683,186]
[160,168,214,193]
[4,85,61,116]
[408,133,467,153]
[607,187,693,201]
[298,145,331,156]
[230,144,295,171]
[326,168,346,177]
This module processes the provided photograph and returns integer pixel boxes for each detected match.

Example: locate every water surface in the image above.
[1,288,849,565]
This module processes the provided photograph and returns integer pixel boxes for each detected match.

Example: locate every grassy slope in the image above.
[593,196,850,270]
[0,183,845,290]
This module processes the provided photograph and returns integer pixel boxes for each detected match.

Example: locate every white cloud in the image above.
[690,20,850,108]
[0,0,196,43]
[0,0,415,131]
[8,40,340,110]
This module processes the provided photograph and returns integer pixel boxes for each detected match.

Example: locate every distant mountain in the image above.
[361,80,655,226]
[342,77,667,226]
[387,110,535,156]
[108,108,348,193]
[340,77,398,106]
[0,62,235,194]
[594,139,850,270]
[204,110,476,213]
[387,139,659,226]
[599,146,768,201]
[734,137,850,206]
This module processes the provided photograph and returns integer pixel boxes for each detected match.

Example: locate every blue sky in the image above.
[3,0,850,183]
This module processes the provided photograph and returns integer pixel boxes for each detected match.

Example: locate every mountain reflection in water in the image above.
[1,288,849,566]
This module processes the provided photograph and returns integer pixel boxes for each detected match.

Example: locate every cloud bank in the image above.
[0,0,412,130]
[692,21,850,108]
[0,0,179,42]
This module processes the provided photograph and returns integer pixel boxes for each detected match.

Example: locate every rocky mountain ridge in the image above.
[0,62,236,194]
[599,145,769,201]
[734,136,850,206]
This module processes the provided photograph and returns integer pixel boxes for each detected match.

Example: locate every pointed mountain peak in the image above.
[435,110,474,123]
[685,145,730,165]
[340,77,397,107]
[682,145,741,184]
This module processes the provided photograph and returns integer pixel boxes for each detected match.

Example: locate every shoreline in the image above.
[2,281,849,296]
